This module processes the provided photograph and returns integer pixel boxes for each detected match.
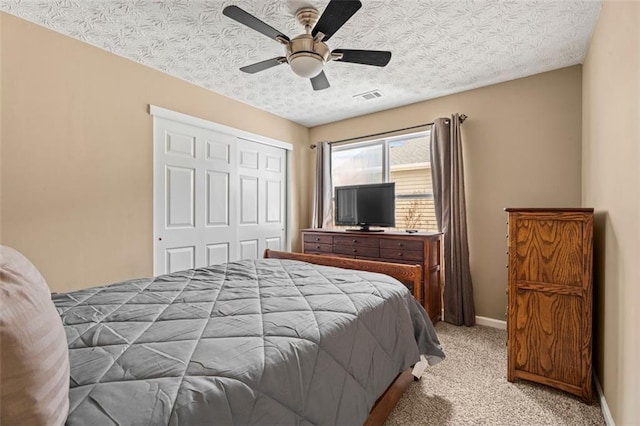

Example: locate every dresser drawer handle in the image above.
[316,245,321,249]
[352,248,357,253]
[352,239,358,243]
[315,237,320,241]
[398,252,403,257]
[398,242,403,247]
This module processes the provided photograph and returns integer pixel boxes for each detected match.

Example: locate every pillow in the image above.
[0,246,69,426]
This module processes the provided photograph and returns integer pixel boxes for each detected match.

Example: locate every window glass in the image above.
[389,134,437,231]
[331,143,383,187]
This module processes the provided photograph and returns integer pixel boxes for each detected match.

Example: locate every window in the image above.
[331,131,437,231]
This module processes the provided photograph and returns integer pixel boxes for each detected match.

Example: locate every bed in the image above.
[53,250,444,425]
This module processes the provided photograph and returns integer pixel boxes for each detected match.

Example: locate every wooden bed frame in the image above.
[263,249,422,296]
[263,250,421,426]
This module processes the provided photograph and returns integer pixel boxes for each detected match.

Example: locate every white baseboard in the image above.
[594,374,615,426]
[475,316,507,330]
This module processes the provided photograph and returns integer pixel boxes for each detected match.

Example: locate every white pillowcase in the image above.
[0,245,69,426]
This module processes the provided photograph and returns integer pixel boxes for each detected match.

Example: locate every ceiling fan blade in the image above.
[240,57,286,74]
[311,71,330,91]
[223,5,290,42]
[312,0,362,41]
[333,49,392,67]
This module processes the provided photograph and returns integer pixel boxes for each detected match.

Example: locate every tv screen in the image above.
[335,183,395,231]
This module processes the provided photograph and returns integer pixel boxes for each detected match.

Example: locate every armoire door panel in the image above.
[513,289,582,386]
[514,219,584,287]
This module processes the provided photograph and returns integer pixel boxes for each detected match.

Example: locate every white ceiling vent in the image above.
[353,90,383,101]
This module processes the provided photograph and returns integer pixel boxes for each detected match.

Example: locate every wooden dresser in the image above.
[301,228,443,322]
[505,208,594,400]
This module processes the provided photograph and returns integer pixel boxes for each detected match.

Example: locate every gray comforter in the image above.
[53,259,444,425]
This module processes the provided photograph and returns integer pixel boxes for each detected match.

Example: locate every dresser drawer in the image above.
[380,248,424,262]
[303,242,334,254]
[334,245,380,258]
[334,235,379,247]
[303,233,333,245]
[380,238,424,252]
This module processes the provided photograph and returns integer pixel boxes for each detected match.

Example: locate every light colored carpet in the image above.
[385,323,605,425]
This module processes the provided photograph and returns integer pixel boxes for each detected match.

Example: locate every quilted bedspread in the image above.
[53,259,444,425]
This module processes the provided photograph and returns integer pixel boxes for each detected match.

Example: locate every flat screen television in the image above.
[334,182,395,232]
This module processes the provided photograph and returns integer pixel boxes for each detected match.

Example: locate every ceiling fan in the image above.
[222,0,392,91]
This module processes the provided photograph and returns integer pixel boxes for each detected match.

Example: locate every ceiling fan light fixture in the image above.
[288,52,325,78]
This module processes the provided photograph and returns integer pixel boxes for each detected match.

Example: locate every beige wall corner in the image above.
[582,0,640,424]
[0,13,311,292]
[311,66,583,323]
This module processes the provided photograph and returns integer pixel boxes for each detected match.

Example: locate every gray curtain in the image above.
[311,142,333,228]
[430,115,476,326]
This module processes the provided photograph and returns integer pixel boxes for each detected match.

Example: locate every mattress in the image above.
[53,259,444,425]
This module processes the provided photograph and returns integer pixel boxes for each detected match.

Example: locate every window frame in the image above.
[330,130,435,231]
[331,129,430,187]
[331,139,389,183]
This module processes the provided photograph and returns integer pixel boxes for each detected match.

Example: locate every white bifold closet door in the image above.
[153,115,287,275]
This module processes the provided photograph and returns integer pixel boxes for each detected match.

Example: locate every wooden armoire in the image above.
[505,208,594,400]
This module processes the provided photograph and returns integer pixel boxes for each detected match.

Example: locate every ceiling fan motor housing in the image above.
[286,34,330,65]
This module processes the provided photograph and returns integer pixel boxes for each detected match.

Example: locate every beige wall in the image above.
[582,0,640,424]
[0,13,312,292]
[311,66,583,321]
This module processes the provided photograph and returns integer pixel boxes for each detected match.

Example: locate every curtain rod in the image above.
[310,114,467,148]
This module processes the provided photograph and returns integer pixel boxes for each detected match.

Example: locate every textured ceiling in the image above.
[2,0,602,127]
